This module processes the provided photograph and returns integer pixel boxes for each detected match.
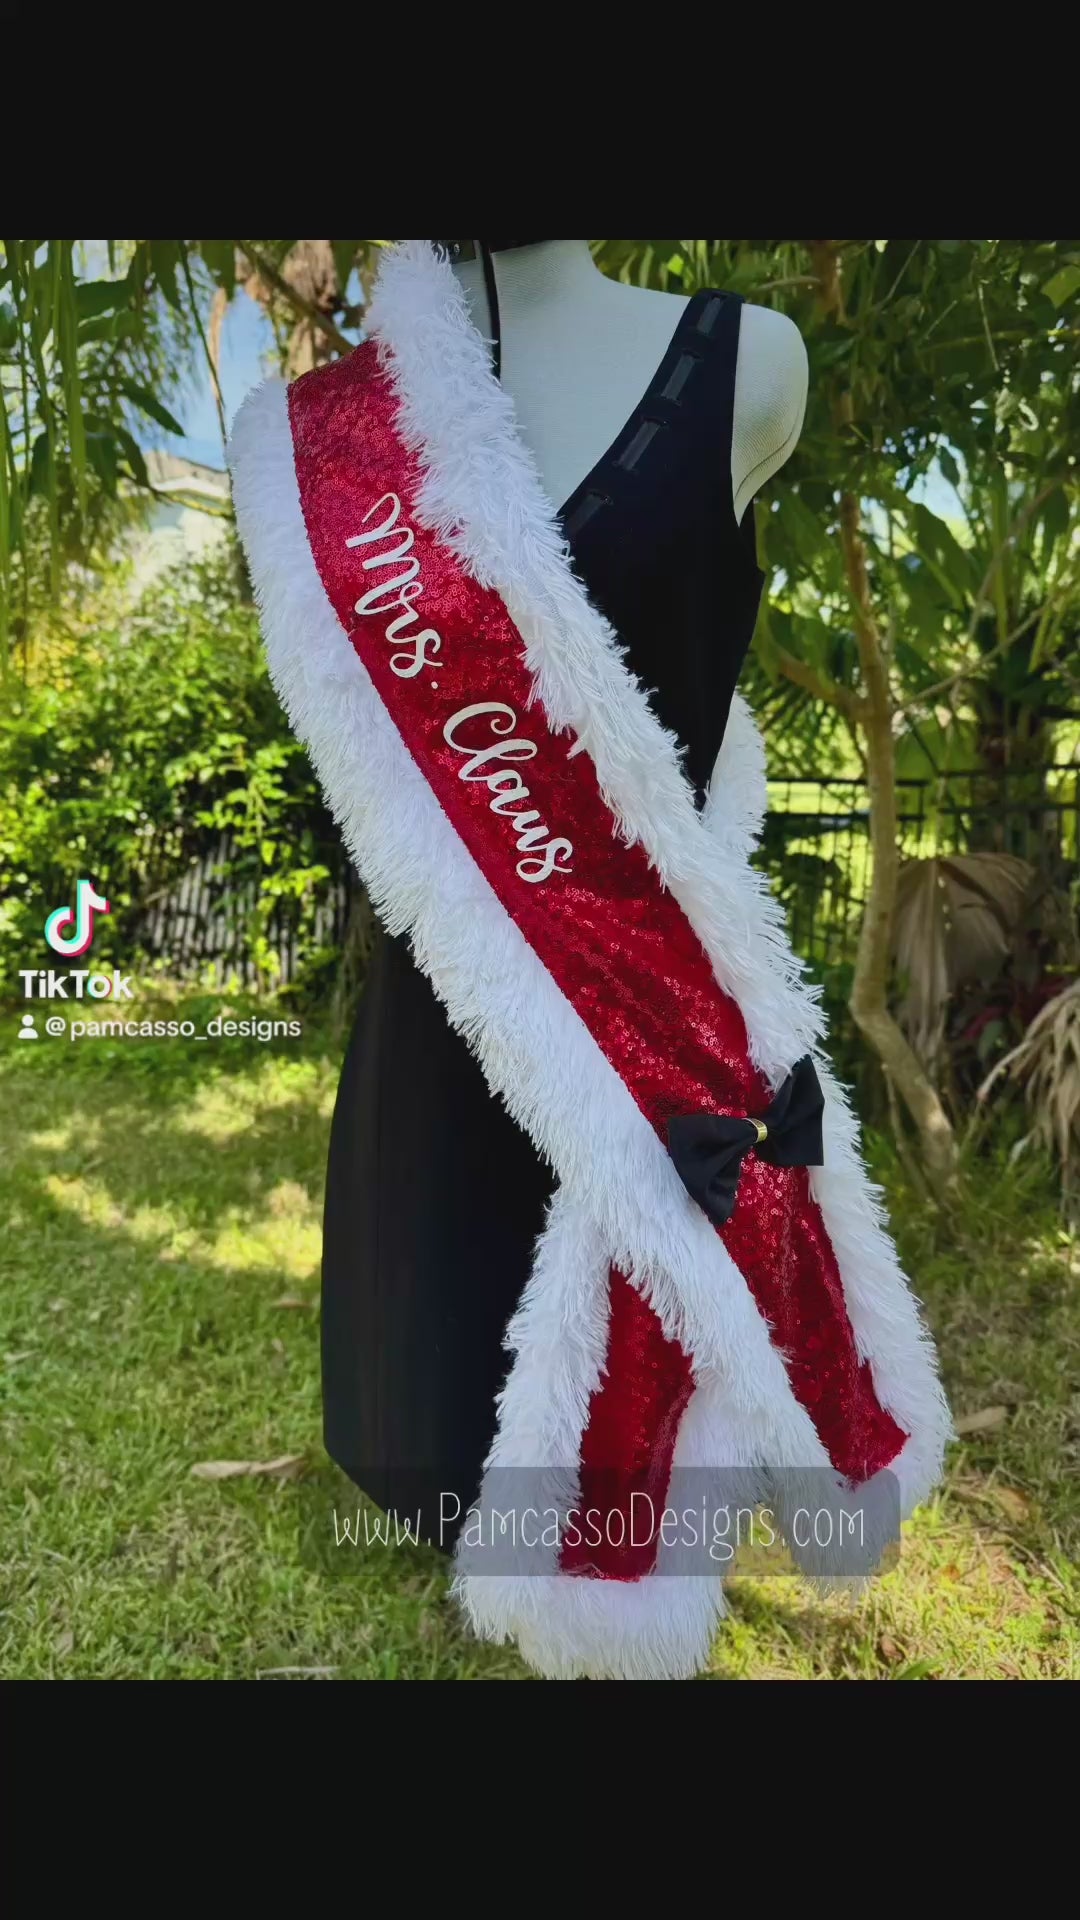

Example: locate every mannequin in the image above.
[319,237,816,1540]
[451,239,808,523]
[231,237,950,1677]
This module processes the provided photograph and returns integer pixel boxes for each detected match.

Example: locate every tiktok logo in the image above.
[44,879,111,958]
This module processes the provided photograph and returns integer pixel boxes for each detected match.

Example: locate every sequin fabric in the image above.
[560,1267,695,1579]
[288,346,907,1580]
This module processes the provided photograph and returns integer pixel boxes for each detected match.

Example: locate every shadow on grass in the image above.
[2,992,340,1227]
[0,1014,539,1677]
[2,997,1076,1678]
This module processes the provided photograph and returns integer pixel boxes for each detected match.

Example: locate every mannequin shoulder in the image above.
[731,304,808,519]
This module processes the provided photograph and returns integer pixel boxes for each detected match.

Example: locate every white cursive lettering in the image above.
[345,505,574,884]
[443,704,574,884]
[345,493,442,678]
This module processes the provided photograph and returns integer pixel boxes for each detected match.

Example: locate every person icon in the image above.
[18,1013,38,1040]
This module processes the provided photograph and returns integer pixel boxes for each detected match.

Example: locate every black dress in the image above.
[321,289,766,1539]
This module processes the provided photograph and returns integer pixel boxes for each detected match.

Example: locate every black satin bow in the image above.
[666,1055,825,1229]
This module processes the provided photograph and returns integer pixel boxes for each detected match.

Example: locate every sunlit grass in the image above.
[1,996,1076,1679]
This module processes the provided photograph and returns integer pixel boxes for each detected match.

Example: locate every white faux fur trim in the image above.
[453,1194,730,1681]
[366,241,950,1494]
[229,243,950,1679]
[702,691,769,857]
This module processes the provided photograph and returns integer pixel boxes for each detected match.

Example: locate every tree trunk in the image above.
[801,244,961,1193]
[839,492,961,1195]
[235,241,359,375]
[970,661,1053,864]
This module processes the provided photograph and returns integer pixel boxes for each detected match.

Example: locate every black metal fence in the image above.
[759,761,1080,977]
[130,826,359,991]
[125,763,1079,993]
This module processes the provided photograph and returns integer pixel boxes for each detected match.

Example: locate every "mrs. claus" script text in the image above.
[345,493,574,886]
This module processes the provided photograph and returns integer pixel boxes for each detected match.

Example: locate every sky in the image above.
[162,290,275,471]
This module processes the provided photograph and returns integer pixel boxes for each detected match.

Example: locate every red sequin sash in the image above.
[288,345,906,1579]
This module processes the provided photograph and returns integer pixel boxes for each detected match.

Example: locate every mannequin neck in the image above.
[441,238,809,523]
[453,241,609,344]
[447,240,691,509]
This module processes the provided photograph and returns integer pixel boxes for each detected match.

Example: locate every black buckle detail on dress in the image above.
[616,418,666,473]
[563,490,611,539]
[660,352,700,404]
[694,294,726,338]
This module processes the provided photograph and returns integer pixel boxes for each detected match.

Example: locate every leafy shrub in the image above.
[0,539,341,997]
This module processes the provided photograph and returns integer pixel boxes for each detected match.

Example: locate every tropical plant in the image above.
[597,240,1080,1191]
[978,979,1080,1215]
[0,240,383,671]
[892,852,1034,1070]
[0,541,337,997]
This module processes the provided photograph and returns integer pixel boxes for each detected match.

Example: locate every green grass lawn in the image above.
[1,993,1076,1680]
